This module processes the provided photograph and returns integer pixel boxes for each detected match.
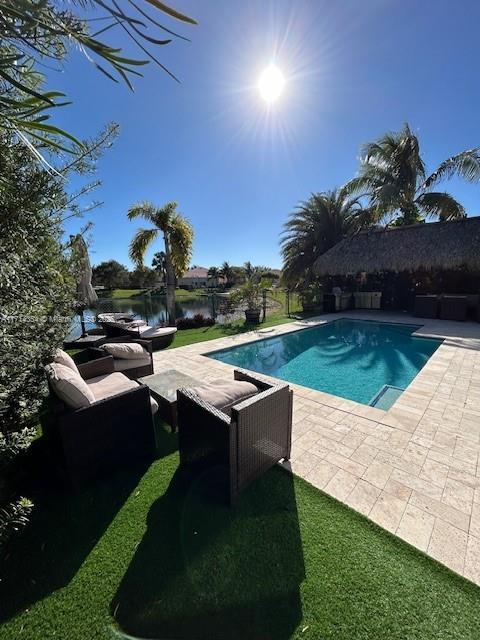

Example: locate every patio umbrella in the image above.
[71,234,98,337]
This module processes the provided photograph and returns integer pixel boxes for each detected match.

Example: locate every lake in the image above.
[68,293,241,338]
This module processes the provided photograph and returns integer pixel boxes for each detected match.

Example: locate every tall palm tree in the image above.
[346,123,480,226]
[220,261,233,287]
[207,266,219,286]
[280,188,365,287]
[128,201,194,326]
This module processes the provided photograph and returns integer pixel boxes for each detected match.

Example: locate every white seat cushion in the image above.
[113,358,152,372]
[100,342,150,360]
[53,349,79,374]
[192,380,258,415]
[138,326,177,338]
[86,372,158,413]
[126,320,147,329]
[46,363,95,409]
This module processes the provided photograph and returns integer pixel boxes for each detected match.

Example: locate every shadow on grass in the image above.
[0,422,176,624]
[111,465,305,640]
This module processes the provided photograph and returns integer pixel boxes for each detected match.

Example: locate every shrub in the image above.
[176,314,215,330]
[0,498,34,548]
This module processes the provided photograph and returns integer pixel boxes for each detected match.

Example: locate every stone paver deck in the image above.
[153,310,480,586]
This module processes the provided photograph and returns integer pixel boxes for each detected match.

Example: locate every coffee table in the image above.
[139,369,202,431]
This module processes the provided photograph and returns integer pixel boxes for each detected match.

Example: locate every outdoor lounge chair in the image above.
[84,336,154,379]
[97,313,177,350]
[176,369,293,504]
[43,350,157,488]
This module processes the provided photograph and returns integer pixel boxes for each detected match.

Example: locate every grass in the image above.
[169,312,298,349]
[98,288,206,300]
[169,289,303,349]
[1,424,479,640]
[98,288,146,298]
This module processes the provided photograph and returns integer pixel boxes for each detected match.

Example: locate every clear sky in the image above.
[54,0,480,270]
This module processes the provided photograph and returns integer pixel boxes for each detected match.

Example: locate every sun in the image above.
[258,65,285,103]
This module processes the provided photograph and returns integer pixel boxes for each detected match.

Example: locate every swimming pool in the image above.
[207,319,442,410]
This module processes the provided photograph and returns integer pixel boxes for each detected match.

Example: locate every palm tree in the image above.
[220,261,234,287]
[128,201,194,326]
[346,123,480,226]
[243,261,255,281]
[207,266,219,286]
[152,251,167,285]
[280,188,365,287]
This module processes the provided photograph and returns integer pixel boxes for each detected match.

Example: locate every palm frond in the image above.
[280,189,364,285]
[128,227,159,265]
[152,201,178,230]
[168,214,193,276]
[127,201,159,224]
[424,148,480,189]
[416,192,466,221]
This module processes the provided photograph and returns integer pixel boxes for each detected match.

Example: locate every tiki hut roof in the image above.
[314,217,480,276]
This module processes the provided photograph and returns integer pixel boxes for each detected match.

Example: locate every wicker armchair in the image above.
[176,369,293,504]
[43,356,156,489]
[83,336,154,379]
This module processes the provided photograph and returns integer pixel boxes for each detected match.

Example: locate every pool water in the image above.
[207,319,442,410]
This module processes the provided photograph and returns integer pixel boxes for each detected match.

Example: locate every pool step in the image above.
[369,385,404,411]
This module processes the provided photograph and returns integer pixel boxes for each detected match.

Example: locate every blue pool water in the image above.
[207,319,442,409]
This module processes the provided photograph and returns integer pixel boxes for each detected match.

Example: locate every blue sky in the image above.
[55,0,480,269]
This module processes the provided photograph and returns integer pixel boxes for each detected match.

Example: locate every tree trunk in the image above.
[164,234,176,326]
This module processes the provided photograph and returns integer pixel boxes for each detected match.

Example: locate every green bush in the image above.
[0,143,75,431]
[0,497,34,547]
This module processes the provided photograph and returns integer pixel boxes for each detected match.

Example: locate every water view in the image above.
[69,293,240,338]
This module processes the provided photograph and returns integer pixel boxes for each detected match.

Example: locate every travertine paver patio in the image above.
[153,310,480,586]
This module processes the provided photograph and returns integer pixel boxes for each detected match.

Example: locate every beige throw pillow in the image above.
[192,380,259,415]
[101,342,149,360]
[53,348,79,373]
[46,363,95,409]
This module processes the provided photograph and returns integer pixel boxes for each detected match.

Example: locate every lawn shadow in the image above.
[0,421,177,623]
[112,465,305,640]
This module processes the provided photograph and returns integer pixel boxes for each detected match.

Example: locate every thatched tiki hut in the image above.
[314,217,480,311]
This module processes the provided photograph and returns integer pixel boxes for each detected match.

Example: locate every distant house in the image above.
[177,266,225,290]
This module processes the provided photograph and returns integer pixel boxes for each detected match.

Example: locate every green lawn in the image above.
[169,289,303,349]
[169,312,298,349]
[1,425,479,639]
[98,287,207,300]
[98,288,146,298]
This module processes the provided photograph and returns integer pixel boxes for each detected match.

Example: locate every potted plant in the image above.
[231,278,271,324]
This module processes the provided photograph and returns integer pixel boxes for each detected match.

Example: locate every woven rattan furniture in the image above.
[91,336,154,379]
[97,313,177,350]
[439,295,468,321]
[177,369,293,504]
[63,328,107,351]
[43,356,156,489]
[97,313,136,337]
[414,295,439,319]
[139,369,202,431]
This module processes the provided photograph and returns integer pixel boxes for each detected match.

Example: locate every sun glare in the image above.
[258,65,285,103]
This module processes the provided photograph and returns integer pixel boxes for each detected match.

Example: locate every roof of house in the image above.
[314,217,480,276]
[181,267,209,279]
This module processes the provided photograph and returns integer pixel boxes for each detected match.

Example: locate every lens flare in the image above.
[258,65,285,103]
